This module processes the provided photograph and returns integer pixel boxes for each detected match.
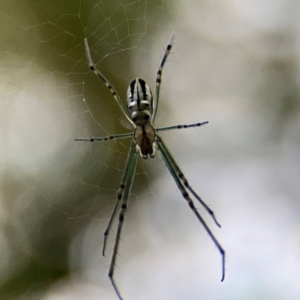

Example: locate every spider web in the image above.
[1,1,300,300]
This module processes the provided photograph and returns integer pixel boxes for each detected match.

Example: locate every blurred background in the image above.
[1,0,300,299]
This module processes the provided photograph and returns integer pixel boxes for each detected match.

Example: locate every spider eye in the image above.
[144,115,149,120]
[129,105,133,110]
[132,117,137,122]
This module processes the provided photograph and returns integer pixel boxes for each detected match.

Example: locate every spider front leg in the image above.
[84,38,134,127]
[156,135,225,282]
[156,132,221,227]
[152,32,174,122]
[106,141,138,300]
[102,141,136,255]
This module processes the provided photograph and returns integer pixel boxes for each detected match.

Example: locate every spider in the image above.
[75,33,225,300]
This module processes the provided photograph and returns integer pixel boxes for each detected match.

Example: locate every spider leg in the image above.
[84,38,134,127]
[155,121,209,133]
[102,142,136,256]
[107,142,138,300]
[152,32,174,123]
[156,133,221,227]
[156,135,225,282]
[75,132,133,142]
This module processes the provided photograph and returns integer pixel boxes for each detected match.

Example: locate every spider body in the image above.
[127,78,157,158]
[75,33,225,300]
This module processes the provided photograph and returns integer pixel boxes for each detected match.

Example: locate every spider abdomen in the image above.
[126,78,153,125]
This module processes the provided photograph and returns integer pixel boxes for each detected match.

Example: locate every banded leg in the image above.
[84,38,134,127]
[155,121,209,133]
[75,132,133,142]
[157,135,225,282]
[152,33,174,122]
[102,142,136,256]
[157,135,220,227]
[108,143,138,300]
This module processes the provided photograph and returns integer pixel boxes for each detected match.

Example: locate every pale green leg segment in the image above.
[108,142,138,300]
[157,135,225,282]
